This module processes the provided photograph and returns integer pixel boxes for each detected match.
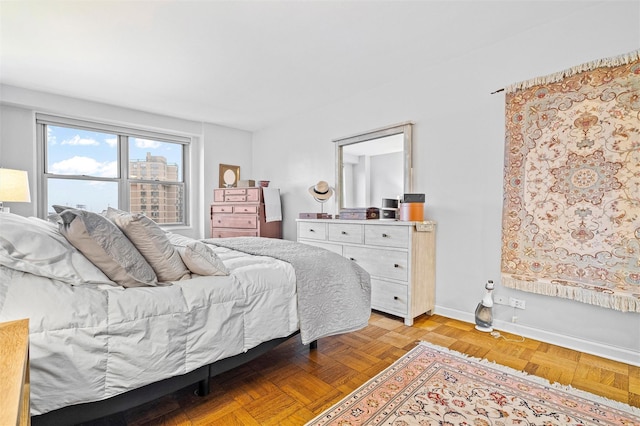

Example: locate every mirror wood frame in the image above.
[334,121,413,211]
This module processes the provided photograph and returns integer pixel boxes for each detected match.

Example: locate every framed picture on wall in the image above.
[219,164,240,188]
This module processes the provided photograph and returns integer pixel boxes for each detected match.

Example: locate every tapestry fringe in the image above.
[502,275,640,313]
[505,49,640,94]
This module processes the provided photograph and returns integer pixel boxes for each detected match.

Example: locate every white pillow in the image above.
[166,233,229,276]
[0,212,113,285]
[181,241,229,276]
[165,232,198,247]
[55,207,158,288]
[105,208,190,282]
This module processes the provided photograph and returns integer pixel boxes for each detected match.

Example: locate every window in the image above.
[37,114,189,225]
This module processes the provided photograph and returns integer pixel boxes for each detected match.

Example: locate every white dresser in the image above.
[296,219,436,326]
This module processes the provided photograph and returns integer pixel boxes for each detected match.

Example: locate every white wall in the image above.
[201,121,253,233]
[0,103,35,218]
[251,2,640,364]
[0,85,253,239]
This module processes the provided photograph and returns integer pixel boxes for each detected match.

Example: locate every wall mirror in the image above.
[334,122,413,210]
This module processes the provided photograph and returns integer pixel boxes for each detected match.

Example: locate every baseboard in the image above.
[434,306,640,367]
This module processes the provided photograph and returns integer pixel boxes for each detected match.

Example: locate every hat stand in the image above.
[314,197,329,214]
[309,181,334,214]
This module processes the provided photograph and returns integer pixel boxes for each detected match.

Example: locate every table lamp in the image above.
[0,168,31,213]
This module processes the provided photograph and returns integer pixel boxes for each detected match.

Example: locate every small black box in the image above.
[402,193,425,203]
[381,209,398,219]
[381,198,399,208]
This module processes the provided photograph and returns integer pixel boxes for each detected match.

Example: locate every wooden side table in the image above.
[0,318,30,425]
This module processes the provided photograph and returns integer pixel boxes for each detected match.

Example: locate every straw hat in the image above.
[308,181,334,201]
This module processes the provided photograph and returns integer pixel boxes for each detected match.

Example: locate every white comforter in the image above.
[0,246,298,416]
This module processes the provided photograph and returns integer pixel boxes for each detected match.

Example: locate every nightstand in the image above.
[0,318,30,425]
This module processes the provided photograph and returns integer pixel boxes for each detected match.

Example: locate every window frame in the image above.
[36,114,191,226]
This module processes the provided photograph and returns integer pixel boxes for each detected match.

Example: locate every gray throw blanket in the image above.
[203,237,371,344]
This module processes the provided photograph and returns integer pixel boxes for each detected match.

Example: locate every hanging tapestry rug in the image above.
[501,50,640,312]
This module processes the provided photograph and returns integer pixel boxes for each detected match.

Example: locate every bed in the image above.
[0,210,371,425]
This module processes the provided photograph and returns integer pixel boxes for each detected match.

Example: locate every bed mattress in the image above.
[0,246,298,415]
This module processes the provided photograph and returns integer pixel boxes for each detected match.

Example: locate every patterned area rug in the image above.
[306,342,640,425]
[501,49,640,312]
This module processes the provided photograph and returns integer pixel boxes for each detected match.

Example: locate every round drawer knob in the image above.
[394,264,400,268]
[309,229,315,232]
[341,231,347,235]
[394,296,399,300]
[382,233,389,238]
[349,257,356,261]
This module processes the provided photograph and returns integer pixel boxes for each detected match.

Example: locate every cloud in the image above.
[134,138,162,149]
[62,135,100,146]
[105,137,118,148]
[47,127,57,145]
[50,156,117,177]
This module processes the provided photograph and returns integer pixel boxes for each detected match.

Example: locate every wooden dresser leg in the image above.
[309,340,318,350]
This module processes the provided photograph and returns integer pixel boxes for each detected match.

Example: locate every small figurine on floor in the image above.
[474,280,494,332]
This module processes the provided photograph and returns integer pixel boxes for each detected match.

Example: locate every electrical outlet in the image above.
[494,295,508,305]
[509,297,526,309]
[512,315,518,323]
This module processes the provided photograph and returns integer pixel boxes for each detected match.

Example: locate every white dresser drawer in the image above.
[299,240,343,255]
[344,246,408,282]
[365,224,409,248]
[371,279,408,315]
[298,221,327,240]
[328,223,363,244]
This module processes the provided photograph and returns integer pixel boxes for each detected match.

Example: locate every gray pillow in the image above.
[54,207,158,288]
[166,233,229,276]
[105,208,190,282]
[181,241,229,276]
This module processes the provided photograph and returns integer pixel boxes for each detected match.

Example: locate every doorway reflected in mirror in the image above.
[334,122,413,212]
[341,134,403,208]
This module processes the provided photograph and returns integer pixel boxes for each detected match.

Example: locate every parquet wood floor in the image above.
[84,312,639,425]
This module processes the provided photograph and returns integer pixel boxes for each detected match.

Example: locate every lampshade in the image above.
[0,168,31,203]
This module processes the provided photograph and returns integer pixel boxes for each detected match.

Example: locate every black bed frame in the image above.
[31,332,317,426]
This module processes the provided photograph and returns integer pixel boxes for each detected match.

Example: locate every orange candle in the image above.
[399,202,424,221]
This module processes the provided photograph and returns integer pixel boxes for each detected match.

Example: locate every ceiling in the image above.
[1,1,590,131]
